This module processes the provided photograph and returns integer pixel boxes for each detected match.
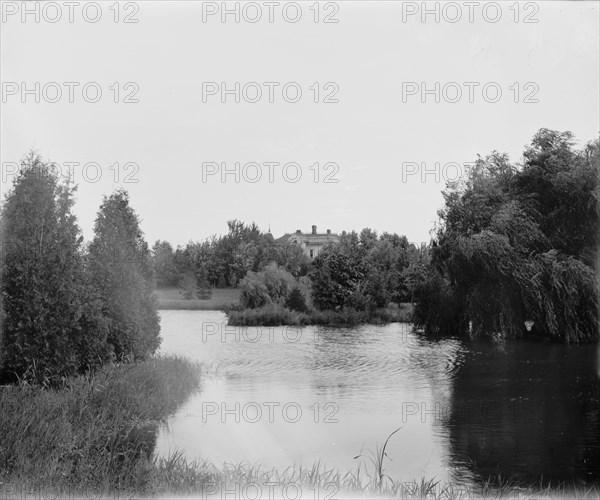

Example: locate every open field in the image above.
[155,287,241,310]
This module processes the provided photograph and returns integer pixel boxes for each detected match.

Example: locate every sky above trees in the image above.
[2,1,598,246]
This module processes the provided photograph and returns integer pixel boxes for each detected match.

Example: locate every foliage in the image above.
[195,266,212,300]
[151,240,178,288]
[399,244,430,303]
[165,221,277,289]
[227,303,409,327]
[308,230,415,311]
[153,223,415,314]
[309,236,368,311]
[273,241,312,277]
[285,287,308,312]
[88,190,161,360]
[238,262,297,309]
[0,356,199,493]
[0,154,110,384]
[178,272,197,300]
[415,130,599,342]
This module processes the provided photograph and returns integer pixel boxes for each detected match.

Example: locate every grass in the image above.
[0,355,200,496]
[353,426,402,490]
[227,303,414,327]
[146,437,600,500]
[155,287,240,310]
[1,376,597,499]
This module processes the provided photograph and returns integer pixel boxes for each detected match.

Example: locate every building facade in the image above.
[276,225,340,259]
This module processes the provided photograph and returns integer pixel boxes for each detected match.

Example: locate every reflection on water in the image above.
[156,310,600,488]
[447,339,600,487]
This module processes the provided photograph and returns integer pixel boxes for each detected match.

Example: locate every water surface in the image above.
[156,310,600,488]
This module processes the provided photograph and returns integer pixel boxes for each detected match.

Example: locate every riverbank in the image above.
[1,353,597,499]
[0,355,200,496]
[155,287,240,310]
[4,453,597,499]
[227,303,414,326]
[142,458,600,499]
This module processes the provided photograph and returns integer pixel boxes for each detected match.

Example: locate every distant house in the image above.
[276,225,340,259]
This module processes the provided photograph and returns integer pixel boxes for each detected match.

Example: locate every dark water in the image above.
[156,310,600,488]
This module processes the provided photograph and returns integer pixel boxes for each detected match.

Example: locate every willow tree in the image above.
[414,130,599,343]
[0,154,109,383]
[88,190,160,360]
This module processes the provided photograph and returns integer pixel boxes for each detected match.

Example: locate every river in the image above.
[155,310,600,488]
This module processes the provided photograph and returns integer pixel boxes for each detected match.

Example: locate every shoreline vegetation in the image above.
[0,358,597,499]
[226,302,414,326]
[0,356,200,495]
[154,287,414,326]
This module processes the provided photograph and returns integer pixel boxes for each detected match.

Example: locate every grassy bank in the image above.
[0,356,200,496]
[155,287,240,310]
[146,457,600,499]
[1,357,597,499]
[227,303,413,327]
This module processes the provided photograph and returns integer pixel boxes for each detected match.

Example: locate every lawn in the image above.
[155,287,240,310]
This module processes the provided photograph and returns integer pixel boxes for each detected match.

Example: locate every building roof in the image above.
[275,232,340,246]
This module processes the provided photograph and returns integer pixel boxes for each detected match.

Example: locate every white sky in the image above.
[1,0,599,246]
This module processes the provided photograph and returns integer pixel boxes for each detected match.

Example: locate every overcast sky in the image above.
[2,0,599,246]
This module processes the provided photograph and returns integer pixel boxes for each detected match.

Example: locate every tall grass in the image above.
[0,355,200,495]
[149,444,600,499]
[353,427,402,490]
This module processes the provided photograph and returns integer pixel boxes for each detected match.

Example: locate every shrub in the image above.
[239,263,297,308]
[285,287,308,312]
[227,304,410,327]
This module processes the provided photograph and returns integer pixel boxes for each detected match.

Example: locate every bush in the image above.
[285,287,308,312]
[239,263,297,308]
[227,304,410,327]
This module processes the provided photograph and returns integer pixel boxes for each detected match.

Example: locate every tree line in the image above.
[0,154,160,384]
[151,222,427,308]
[151,220,312,292]
[192,129,599,343]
